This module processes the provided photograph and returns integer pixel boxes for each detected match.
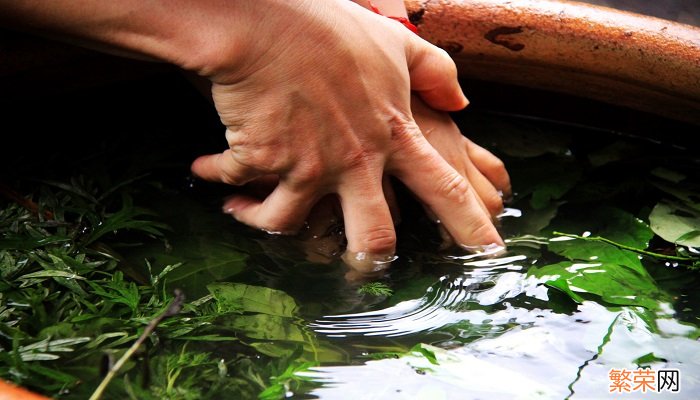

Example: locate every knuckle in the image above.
[290,160,325,187]
[487,158,507,174]
[343,148,377,170]
[389,115,423,145]
[362,225,397,254]
[218,153,250,186]
[436,171,470,204]
[483,191,505,217]
[220,173,246,186]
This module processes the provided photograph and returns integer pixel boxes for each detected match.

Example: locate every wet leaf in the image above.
[547,207,654,271]
[223,314,305,342]
[649,202,700,247]
[208,282,298,317]
[528,261,666,309]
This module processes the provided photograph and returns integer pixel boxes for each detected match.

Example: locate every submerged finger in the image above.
[465,139,512,199]
[391,137,504,249]
[462,155,505,217]
[338,178,397,273]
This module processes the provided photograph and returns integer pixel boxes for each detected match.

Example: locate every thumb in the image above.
[408,39,468,111]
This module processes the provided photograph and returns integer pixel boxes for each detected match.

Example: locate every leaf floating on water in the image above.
[649,202,700,247]
[207,282,298,317]
[528,261,667,310]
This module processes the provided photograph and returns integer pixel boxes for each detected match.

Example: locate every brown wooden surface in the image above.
[405,0,700,125]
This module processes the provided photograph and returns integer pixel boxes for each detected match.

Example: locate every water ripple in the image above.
[310,254,537,337]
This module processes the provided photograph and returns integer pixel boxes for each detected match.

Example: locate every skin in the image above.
[0,0,510,273]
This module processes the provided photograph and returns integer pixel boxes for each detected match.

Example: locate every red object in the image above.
[367,1,419,34]
[0,379,50,400]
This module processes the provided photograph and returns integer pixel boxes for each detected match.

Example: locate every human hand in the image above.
[189,0,504,271]
[0,0,507,273]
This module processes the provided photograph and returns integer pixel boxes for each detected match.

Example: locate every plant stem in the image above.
[552,232,695,261]
[89,290,185,400]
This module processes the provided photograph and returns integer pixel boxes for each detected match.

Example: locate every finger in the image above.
[465,139,512,199]
[191,150,261,186]
[222,182,318,235]
[407,38,468,112]
[338,178,397,273]
[461,155,505,217]
[391,135,504,248]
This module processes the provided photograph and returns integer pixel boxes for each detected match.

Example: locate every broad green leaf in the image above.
[223,314,306,342]
[528,261,667,309]
[208,282,298,317]
[649,202,700,247]
[547,207,654,271]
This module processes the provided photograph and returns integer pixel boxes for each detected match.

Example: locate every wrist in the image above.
[355,0,408,18]
[354,0,417,34]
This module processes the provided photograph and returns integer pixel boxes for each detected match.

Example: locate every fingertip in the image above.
[338,184,397,271]
[189,154,213,179]
[409,43,469,112]
[222,194,258,217]
[342,250,397,275]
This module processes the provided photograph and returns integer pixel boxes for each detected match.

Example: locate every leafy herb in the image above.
[0,176,321,399]
[357,282,394,297]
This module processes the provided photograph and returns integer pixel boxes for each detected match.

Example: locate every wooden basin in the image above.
[405,0,700,125]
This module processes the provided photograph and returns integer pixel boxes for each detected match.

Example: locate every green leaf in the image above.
[223,314,306,342]
[410,343,439,365]
[548,207,654,271]
[357,282,393,297]
[25,363,80,385]
[528,261,667,309]
[649,202,700,247]
[207,283,298,317]
[17,270,86,280]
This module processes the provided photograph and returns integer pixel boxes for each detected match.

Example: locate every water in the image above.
[126,108,700,399]
[3,58,699,399]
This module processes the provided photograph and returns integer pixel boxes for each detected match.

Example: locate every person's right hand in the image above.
[189,0,505,271]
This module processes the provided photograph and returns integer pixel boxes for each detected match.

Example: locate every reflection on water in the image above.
[303,302,700,399]
[310,254,533,338]
[304,247,700,399]
[130,107,700,399]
